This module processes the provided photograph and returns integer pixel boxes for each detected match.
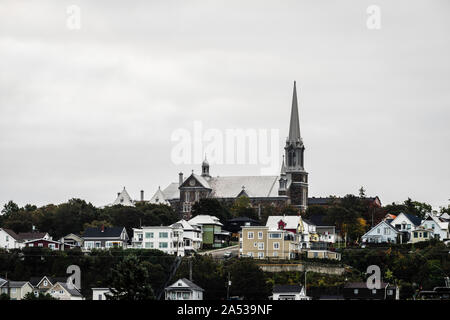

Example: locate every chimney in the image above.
[101,225,105,233]
[179,172,183,186]
[140,190,144,202]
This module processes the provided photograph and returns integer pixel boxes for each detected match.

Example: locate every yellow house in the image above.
[306,250,341,261]
[240,226,298,260]
[0,281,33,300]
[410,227,434,244]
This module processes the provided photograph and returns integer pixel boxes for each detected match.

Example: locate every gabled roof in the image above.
[111,187,135,207]
[362,220,399,238]
[266,216,301,230]
[0,228,22,241]
[188,215,223,226]
[170,220,200,231]
[149,186,170,205]
[402,213,422,226]
[273,284,303,293]
[17,232,48,241]
[83,226,127,239]
[4,281,32,288]
[208,176,280,198]
[50,282,83,297]
[166,278,204,292]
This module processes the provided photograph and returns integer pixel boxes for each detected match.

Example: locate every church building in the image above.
[152,82,309,219]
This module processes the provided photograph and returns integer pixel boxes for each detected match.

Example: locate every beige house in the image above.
[46,282,83,300]
[410,227,434,243]
[240,226,298,260]
[0,281,33,300]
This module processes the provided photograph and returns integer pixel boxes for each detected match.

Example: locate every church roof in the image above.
[162,182,180,200]
[111,187,135,207]
[208,175,280,198]
[149,187,170,205]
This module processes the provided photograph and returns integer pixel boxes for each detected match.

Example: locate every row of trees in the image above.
[0,199,178,239]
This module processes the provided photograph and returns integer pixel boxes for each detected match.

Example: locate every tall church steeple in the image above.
[280,81,308,212]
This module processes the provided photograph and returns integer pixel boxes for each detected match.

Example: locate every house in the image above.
[240,226,298,259]
[361,220,400,244]
[416,287,450,300]
[0,228,23,250]
[149,186,171,205]
[164,278,204,300]
[17,232,51,243]
[306,250,341,261]
[0,280,34,300]
[29,276,70,296]
[343,282,399,300]
[390,213,422,243]
[83,226,129,250]
[171,220,202,254]
[132,225,185,256]
[46,282,83,300]
[188,215,230,248]
[92,288,112,300]
[225,217,261,240]
[24,238,75,251]
[60,233,84,247]
[266,215,318,249]
[410,227,434,243]
[271,284,311,300]
[420,213,449,241]
[306,215,337,243]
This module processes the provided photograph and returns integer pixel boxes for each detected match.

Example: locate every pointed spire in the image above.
[288,81,301,142]
[280,155,286,175]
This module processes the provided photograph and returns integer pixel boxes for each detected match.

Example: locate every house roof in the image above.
[149,186,170,205]
[17,232,48,241]
[188,215,223,226]
[402,213,422,226]
[167,278,204,291]
[5,281,31,288]
[362,220,399,238]
[208,176,280,198]
[344,282,390,289]
[266,216,301,230]
[83,226,126,238]
[227,217,260,224]
[30,276,69,287]
[54,282,83,297]
[170,220,200,231]
[273,284,303,293]
[162,182,180,200]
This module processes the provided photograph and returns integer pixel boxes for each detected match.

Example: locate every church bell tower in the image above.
[279,81,308,212]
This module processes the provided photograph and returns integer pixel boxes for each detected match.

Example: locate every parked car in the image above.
[223,251,232,258]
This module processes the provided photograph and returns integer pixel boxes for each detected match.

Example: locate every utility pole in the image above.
[304,268,308,297]
[226,272,231,300]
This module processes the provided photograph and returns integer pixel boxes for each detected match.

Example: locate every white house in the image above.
[108,187,135,207]
[164,278,204,300]
[0,228,23,250]
[170,219,202,253]
[132,225,185,256]
[92,288,112,300]
[265,216,318,249]
[389,213,422,243]
[361,220,400,243]
[272,284,311,300]
[421,213,449,241]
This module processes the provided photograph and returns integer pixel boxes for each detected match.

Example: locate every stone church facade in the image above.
[155,82,309,219]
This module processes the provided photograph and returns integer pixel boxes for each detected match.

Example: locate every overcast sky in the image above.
[0,0,449,210]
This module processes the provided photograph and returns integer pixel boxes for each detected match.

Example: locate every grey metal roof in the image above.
[288,81,301,142]
[273,284,303,293]
[167,278,204,291]
[209,175,280,198]
[58,282,83,297]
[162,182,180,200]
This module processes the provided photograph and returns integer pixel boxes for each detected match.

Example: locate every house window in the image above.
[159,232,168,238]
[145,242,154,248]
[5,235,8,242]
[159,242,168,249]
[145,232,154,239]
[98,295,103,300]
[387,290,393,295]
[38,243,44,247]
[258,232,263,239]
[354,289,358,295]
[407,224,411,230]
[377,228,380,234]
[258,252,264,259]
[423,232,428,238]
[44,280,48,286]
[273,242,280,250]
[183,292,190,299]
[413,232,418,238]
[258,242,264,250]
[248,232,254,240]
[273,252,278,257]
[372,289,377,294]
[269,233,282,239]
[11,288,16,293]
